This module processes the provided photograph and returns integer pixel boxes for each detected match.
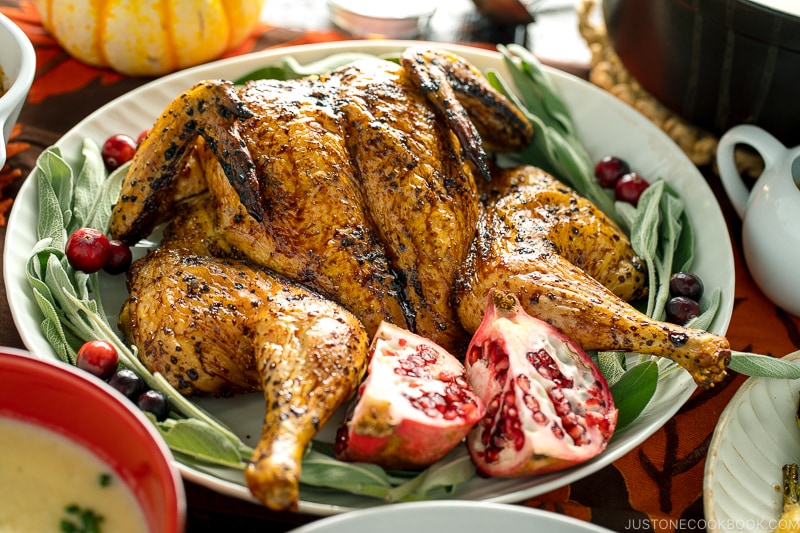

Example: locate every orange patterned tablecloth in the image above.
[1,2,798,532]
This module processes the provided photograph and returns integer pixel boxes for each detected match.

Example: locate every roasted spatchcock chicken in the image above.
[109,47,731,510]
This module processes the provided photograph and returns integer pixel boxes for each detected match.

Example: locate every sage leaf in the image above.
[71,139,105,232]
[232,53,376,85]
[685,287,721,332]
[44,254,79,306]
[615,201,637,234]
[86,161,128,232]
[499,44,575,138]
[385,447,475,502]
[651,191,685,319]
[36,169,66,246]
[661,182,695,272]
[36,147,73,232]
[40,317,75,364]
[598,351,627,388]
[154,417,247,469]
[728,352,800,379]
[611,360,659,432]
[629,181,664,317]
[282,53,376,78]
[300,448,394,499]
[630,180,663,262]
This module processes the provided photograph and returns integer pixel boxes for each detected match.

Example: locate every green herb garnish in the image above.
[60,504,104,533]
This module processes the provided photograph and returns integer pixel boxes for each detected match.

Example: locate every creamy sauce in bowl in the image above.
[0,416,149,533]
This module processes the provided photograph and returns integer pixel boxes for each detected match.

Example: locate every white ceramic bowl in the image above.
[0,11,35,169]
[287,501,615,533]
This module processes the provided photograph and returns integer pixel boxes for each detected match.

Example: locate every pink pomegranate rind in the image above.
[465,290,617,477]
[335,321,485,470]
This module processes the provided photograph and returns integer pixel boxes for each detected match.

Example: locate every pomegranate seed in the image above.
[102,133,137,171]
[594,155,631,188]
[614,172,650,206]
[65,228,110,273]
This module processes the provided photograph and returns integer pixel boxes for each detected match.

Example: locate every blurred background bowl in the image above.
[327,0,438,38]
[0,347,186,533]
[603,0,800,146]
[0,12,35,169]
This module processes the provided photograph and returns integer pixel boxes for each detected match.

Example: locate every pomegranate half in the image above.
[335,321,485,470]
[465,290,617,477]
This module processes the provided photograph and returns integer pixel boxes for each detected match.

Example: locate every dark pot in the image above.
[603,0,800,146]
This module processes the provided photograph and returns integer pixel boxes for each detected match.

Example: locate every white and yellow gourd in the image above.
[34,0,265,76]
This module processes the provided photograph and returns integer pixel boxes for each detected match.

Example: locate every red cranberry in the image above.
[594,155,631,188]
[65,228,110,273]
[614,172,650,206]
[136,129,150,146]
[104,239,133,275]
[76,340,119,380]
[101,133,137,171]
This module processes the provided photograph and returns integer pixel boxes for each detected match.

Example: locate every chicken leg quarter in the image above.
[118,247,369,510]
[455,166,730,387]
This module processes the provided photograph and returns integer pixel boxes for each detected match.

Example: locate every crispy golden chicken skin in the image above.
[118,247,369,510]
[455,166,730,387]
[109,47,534,354]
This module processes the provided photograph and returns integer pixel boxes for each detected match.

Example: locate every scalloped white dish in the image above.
[704,351,800,533]
[4,40,734,515]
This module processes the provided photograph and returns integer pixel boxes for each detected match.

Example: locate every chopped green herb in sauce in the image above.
[60,504,105,533]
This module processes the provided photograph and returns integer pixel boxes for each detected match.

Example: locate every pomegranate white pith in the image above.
[465,290,617,477]
[335,321,485,470]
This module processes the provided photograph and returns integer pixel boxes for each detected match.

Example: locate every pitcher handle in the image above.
[0,132,6,171]
[717,124,786,219]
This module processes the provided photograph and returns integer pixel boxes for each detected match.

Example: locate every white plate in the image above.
[286,501,614,532]
[4,40,735,515]
[704,351,800,533]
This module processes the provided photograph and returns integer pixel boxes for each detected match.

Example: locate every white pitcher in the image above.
[717,124,800,317]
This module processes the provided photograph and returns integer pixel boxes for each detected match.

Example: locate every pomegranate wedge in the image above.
[335,321,485,470]
[465,290,617,477]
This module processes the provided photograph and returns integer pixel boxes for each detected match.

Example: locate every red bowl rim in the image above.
[0,346,186,533]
